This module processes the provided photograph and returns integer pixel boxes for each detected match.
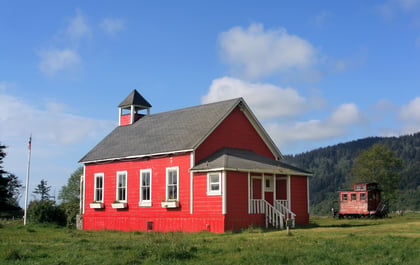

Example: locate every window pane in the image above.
[210,174,219,183]
[351,193,356,201]
[360,193,366,200]
[211,183,219,191]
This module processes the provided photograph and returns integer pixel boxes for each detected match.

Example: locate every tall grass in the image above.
[1,214,419,264]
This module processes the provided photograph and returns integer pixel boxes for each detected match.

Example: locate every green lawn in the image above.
[1,214,419,264]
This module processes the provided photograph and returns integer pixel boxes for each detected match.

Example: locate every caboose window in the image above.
[342,194,348,201]
[351,193,356,201]
[360,193,366,200]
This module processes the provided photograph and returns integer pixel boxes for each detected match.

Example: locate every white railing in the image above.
[275,200,296,228]
[250,199,285,229]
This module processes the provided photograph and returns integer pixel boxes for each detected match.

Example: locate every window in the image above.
[116,171,127,202]
[94,173,104,202]
[207,172,221,195]
[140,169,152,206]
[351,193,356,201]
[166,167,179,201]
[360,193,366,201]
[342,194,348,201]
[264,176,274,191]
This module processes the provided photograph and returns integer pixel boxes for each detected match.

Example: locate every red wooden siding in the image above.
[290,176,309,224]
[84,153,199,232]
[195,106,275,162]
[192,172,225,232]
[276,178,287,200]
[252,178,262,199]
[119,114,131,126]
[225,171,264,230]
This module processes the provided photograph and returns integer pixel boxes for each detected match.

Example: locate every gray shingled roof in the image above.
[118,89,152,108]
[80,98,243,163]
[190,147,312,175]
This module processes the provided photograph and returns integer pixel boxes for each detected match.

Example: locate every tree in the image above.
[33,179,51,201]
[58,167,82,228]
[28,200,66,226]
[58,167,82,203]
[352,144,403,204]
[0,142,22,211]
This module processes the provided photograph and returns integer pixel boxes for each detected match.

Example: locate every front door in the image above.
[252,178,262,199]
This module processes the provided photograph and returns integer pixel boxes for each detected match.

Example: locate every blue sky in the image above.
[1,1,420,200]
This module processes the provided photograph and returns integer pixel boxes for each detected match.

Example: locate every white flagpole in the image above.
[23,135,32,225]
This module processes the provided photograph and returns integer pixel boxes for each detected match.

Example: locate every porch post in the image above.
[248,171,251,214]
[262,173,265,201]
[273,174,276,203]
[287,175,291,209]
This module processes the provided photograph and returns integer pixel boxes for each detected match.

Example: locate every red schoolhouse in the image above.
[79,90,311,232]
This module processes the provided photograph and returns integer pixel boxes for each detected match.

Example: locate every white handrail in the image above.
[250,199,285,229]
[274,200,296,228]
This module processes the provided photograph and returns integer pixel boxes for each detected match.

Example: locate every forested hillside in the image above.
[285,132,420,215]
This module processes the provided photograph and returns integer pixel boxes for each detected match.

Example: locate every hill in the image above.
[285,132,420,215]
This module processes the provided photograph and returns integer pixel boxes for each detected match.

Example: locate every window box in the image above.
[161,201,179,208]
[111,202,127,209]
[89,202,104,209]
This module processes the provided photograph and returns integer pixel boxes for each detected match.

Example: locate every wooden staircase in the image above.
[250,199,295,229]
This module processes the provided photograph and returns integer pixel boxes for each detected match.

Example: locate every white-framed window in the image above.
[94,173,104,202]
[207,172,221,195]
[264,175,274,192]
[116,171,127,202]
[166,167,179,201]
[139,169,152,207]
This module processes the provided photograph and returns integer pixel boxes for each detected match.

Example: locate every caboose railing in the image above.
[250,199,285,229]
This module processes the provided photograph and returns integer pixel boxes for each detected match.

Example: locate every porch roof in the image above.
[190,147,312,176]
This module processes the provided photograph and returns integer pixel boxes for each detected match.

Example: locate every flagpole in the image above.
[23,135,32,225]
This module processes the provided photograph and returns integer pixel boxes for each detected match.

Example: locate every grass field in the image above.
[1,214,419,264]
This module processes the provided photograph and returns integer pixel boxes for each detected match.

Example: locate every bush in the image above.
[59,202,79,228]
[28,200,66,226]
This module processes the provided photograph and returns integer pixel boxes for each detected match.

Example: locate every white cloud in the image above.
[100,18,125,35]
[0,81,16,92]
[266,103,362,148]
[399,97,420,133]
[400,97,420,120]
[0,93,115,146]
[0,92,116,202]
[202,77,307,119]
[313,11,331,29]
[219,23,317,78]
[377,0,420,19]
[38,49,81,76]
[67,9,91,44]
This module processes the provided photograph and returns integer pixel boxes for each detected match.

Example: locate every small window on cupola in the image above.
[118,89,152,126]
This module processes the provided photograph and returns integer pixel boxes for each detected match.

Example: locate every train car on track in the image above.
[335,182,388,218]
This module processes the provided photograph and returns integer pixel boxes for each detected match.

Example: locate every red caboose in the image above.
[337,183,387,218]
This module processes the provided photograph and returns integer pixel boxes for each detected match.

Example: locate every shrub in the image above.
[28,200,66,226]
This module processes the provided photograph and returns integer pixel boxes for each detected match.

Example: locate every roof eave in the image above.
[189,167,312,176]
[80,148,194,164]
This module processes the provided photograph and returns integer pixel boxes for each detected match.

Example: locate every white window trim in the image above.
[139,169,152,207]
[207,172,221,196]
[116,171,128,202]
[264,174,274,192]
[94,173,104,202]
[165,167,179,201]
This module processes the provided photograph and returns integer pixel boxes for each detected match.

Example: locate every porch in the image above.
[248,174,295,229]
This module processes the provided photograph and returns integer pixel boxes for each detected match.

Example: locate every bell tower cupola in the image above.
[118,89,152,126]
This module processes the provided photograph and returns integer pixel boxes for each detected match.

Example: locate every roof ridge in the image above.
[144,97,242,117]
